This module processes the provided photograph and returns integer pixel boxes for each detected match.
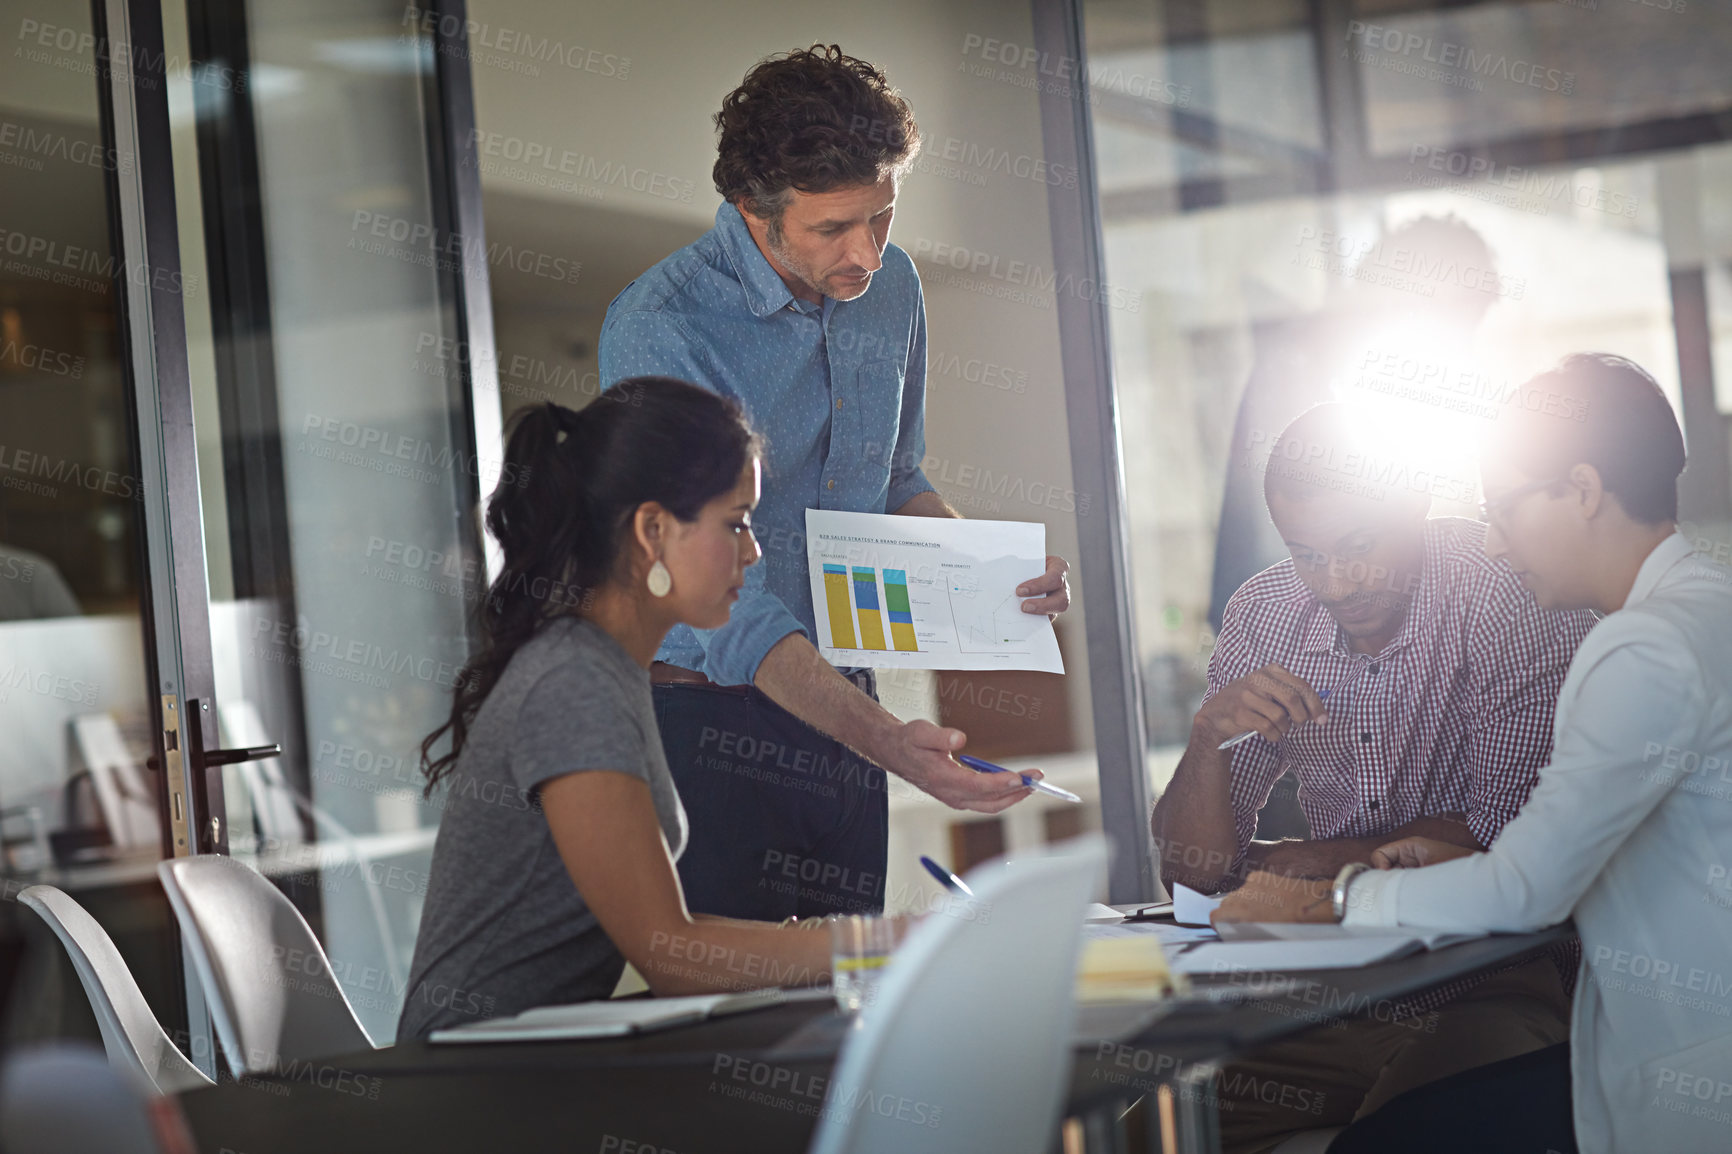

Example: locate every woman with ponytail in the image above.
[397,377,831,1041]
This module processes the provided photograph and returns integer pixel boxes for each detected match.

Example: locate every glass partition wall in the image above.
[161,0,489,1042]
[1081,0,1732,830]
[0,0,495,1055]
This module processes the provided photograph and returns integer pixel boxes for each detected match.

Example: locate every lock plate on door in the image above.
[161,694,193,858]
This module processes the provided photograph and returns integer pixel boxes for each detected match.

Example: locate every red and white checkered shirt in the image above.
[1209,516,1596,867]
[1208,517,1595,1013]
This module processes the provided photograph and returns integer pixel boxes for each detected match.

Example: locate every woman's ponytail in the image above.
[484,403,590,601]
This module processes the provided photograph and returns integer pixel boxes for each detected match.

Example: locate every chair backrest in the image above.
[808,835,1108,1154]
[156,855,374,1074]
[17,887,211,1096]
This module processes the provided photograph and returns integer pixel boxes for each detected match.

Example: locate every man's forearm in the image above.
[752,632,899,765]
[748,631,1031,814]
[1150,737,1242,892]
[892,490,960,518]
[1252,815,1482,879]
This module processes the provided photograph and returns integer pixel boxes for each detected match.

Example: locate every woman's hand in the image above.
[1371,836,1478,870]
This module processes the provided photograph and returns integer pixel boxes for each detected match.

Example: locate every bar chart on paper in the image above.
[806,509,1064,673]
[821,565,858,649]
[851,566,889,650]
[883,570,919,651]
[822,565,920,653]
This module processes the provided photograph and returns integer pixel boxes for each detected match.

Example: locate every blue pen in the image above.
[956,753,1083,803]
[919,855,974,897]
[1217,688,1331,751]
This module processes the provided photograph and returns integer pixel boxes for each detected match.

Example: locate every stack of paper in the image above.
[1082,922,1218,950]
[1083,902,1174,923]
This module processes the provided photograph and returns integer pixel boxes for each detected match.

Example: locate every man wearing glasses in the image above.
[1152,401,1596,1152]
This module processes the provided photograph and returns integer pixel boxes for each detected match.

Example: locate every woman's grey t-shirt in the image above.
[396,617,686,1040]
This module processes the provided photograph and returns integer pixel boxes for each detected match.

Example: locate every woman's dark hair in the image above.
[421,377,761,791]
[1489,353,1686,524]
[712,44,919,237]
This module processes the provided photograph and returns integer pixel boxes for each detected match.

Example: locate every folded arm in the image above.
[1250,814,1480,879]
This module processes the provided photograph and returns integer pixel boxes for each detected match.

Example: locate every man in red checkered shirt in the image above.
[1152,403,1597,1154]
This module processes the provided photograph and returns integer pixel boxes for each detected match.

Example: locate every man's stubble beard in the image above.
[765,225,871,303]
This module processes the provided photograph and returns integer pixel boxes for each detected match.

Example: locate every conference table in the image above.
[177,925,1574,1154]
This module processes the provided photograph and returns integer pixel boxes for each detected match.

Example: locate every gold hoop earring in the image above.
[646,560,672,598]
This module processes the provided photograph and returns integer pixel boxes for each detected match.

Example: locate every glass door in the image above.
[0,0,214,1063]
[0,0,497,1063]
[154,0,495,1043]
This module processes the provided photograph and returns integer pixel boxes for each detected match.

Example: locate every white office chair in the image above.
[17,886,212,1096]
[157,855,375,1075]
[808,834,1108,1154]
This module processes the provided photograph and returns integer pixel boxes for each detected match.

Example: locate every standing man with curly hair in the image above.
[599,45,1071,922]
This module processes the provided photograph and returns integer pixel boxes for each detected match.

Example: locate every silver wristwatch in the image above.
[1331,862,1372,922]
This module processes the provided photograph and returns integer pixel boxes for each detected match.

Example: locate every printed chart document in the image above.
[428,989,785,1044]
[804,509,1063,673]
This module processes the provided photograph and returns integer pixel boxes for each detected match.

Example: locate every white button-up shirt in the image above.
[1347,532,1732,1154]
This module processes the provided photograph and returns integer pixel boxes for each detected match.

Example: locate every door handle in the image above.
[146,743,280,772]
[202,744,282,767]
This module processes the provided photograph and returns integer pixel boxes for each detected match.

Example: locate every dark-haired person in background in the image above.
[1153,401,1596,1153]
[398,380,830,1041]
[1210,214,1504,628]
[598,45,1071,922]
[1218,354,1732,1154]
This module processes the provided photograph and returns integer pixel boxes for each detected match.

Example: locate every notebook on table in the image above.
[428,988,787,1044]
[1172,923,1487,975]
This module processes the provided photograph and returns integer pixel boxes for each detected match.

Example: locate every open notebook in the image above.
[1172,923,1486,975]
[428,988,786,1044]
